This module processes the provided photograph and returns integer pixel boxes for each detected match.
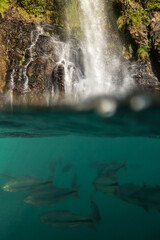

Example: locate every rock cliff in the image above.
[0,0,159,100]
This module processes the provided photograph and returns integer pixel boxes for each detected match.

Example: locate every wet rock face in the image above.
[129,61,160,93]
[115,0,160,87]
[0,35,7,92]
[150,12,160,79]
[52,64,65,96]
[27,57,55,93]
[0,17,67,96]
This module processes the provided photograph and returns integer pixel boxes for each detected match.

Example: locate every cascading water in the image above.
[50,37,85,99]
[23,26,43,92]
[7,1,134,104]
[50,0,134,100]
[8,26,43,94]
[77,0,134,97]
[9,69,15,107]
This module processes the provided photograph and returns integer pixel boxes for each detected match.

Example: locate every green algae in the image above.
[0,0,9,17]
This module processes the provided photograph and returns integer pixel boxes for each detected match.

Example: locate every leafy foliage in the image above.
[117,2,149,30]
[137,45,150,61]
[143,0,160,11]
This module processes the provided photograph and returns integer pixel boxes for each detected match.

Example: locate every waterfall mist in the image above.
[77,0,134,97]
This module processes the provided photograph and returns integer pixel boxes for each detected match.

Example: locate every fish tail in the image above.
[72,186,80,198]
[86,219,96,230]
[90,195,101,224]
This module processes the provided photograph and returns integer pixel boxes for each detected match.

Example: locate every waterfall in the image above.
[7,1,134,104]
[78,0,108,95]
[77,0,134,97]
[50,36,85,99]
[50,0,134,100]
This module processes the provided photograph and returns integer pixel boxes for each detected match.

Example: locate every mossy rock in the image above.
[0,0,9,17]
[137,45,150,61]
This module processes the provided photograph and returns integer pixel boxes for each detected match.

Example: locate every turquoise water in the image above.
[0,97,160,240]
[0,135,160,239]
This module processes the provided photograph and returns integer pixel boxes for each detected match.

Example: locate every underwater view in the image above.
[0,0,160,239]
[0,98,160,240]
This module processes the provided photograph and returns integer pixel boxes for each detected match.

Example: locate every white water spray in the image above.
[77,0,133,97]
[51,0,134,100]
[51,37,84,99]
[8,69,15,107]
[23,26,43,92]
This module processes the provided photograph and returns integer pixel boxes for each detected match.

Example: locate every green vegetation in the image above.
[117,2,149,30]
[15,0,81,36]
[65,0,81,37]
[143,0,160,11]
[114,0,160,62]
[0,0,9,17]
[16,0,66,24]
[137,45,150,61]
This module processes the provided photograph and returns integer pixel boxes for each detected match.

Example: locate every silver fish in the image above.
[98,161,127,177]
[93,175,118,194]
[113,183,160,212]
[132,185,160,213]
[2,176,53,192]
[40,210,95,229]
[24,185,79,206]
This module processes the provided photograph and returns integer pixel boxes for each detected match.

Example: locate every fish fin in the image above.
[71,173,78,189]
[0,171,16,180]
[91,194,94,201]
[123,160,127,170]
[87,222,96,230]
[72,186,80,199]
[45,176,54,187]
[47,176,54,182]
